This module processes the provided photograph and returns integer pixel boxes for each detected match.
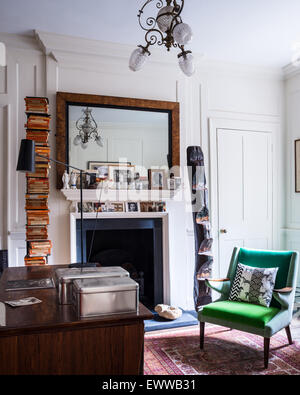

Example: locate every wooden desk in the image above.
[0,266,153,375]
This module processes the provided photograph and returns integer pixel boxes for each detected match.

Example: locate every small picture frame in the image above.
[140,201,155,212]
[106,202,125,212]
[93,202,106,212]
[140,201,166,212]
[295,140,300,193]
[155,201,166,212]
[148,169,166,190]
[125,202,140,212]
[88,162,132,182]
[78,202,94,213]
[109,165,135,184]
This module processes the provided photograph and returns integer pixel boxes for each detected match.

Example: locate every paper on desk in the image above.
[4,297,42,307]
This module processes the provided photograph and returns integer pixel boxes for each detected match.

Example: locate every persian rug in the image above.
[144,325,300,375]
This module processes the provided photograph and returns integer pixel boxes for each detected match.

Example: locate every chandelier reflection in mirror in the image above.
[73,107,104,149]
[129,0,194,77]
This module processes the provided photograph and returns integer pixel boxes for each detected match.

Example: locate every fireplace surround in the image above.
[70,212,170,308]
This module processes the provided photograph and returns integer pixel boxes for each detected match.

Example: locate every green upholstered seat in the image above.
[201,301,279,329]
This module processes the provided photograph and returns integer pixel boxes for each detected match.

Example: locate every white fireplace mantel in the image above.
[61,188,181,203]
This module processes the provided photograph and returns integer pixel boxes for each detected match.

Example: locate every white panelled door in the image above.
[216,128,273,277]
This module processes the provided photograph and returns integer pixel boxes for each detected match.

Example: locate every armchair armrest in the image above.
[272,287,294,309]
[273,287,293,294]
[202,278,231,297]
[206,278,230,283]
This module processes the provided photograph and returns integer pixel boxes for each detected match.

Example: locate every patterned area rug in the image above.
[144,325,300,375]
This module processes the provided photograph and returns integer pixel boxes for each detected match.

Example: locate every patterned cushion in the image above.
[229,263,278,307]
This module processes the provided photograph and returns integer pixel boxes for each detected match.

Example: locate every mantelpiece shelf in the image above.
[61,188,180,202]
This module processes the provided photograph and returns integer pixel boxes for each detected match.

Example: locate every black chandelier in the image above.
[129,0,194,77]
[73,107,104,149]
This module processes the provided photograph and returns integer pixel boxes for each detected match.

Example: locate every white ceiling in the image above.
[1,0,300,68]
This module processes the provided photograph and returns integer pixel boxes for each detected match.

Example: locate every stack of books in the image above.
[25,195,48,210]
[27,130,49,144]
[26,226,48,241]
[27,178,50,194]
[25,114,51,130]
[27,163,50,178]
[26,210,50,226]
[24,97,52,266]
[25,97,49,113]
[28,241,52,257]
[24,256,48,266]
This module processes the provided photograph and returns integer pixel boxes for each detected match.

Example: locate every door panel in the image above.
[217,129,272,277]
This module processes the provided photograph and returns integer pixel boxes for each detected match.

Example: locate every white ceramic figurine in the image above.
[62,170,70,189]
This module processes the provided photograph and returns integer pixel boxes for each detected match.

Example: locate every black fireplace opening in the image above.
[77,218,164,309]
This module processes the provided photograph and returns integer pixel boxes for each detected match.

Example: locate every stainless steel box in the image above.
[72,277,139,318]
[55,266,129,305]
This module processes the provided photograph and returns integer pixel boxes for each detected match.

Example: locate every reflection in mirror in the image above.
[68,105,169,177]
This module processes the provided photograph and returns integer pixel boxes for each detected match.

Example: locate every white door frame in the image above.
[208,117,280,278]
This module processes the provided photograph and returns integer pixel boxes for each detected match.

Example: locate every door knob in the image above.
[220,229,228,234]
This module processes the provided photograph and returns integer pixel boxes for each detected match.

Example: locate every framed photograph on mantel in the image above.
[148,169,166,190]
[295,140,300,193]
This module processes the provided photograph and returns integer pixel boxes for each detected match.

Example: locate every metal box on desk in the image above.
[72,277,139,318]
[55,266,129,305]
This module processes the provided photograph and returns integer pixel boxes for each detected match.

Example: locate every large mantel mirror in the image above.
[56,92,180,189]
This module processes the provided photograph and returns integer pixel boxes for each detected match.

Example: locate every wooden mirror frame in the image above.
[56,92,180,189]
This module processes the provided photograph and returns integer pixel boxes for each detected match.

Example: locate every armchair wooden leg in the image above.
[285,326,293,345]
[264,338,270,369]
[200,322,205,350]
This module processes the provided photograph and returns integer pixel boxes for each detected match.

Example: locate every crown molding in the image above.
[34,30,204,66]
[35,30,285,79]
[0,30,284,80]
[282,62,300,80]
[0,32,41,53]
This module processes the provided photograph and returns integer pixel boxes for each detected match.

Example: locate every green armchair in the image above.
[198,247,299,369]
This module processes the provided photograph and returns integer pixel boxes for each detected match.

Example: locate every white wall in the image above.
[0,33,46,266]
[283,67,300,285]
[0,31,285,309]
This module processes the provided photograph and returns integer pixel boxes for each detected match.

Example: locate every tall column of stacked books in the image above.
[24,97,52,266]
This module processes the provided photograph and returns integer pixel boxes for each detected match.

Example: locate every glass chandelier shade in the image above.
[73,135,82,146]
[173,22,193,46]
[95,135,104,147]
[178,51,195,77]
[129,0,195,77]
[156,5,175,33]
[73,107,104,148]
[129,46,150,72]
